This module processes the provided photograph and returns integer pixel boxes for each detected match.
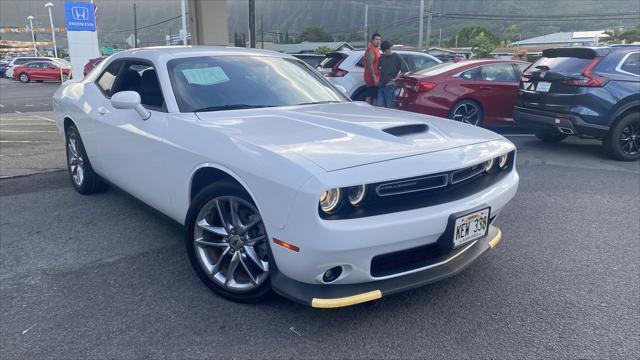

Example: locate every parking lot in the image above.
[1,78,639,359]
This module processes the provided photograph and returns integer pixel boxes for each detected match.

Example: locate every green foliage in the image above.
[504,24,519,45]
[604,26,640,44]
[448,26,496,47]
[471,32,495,58]
[300,27,334,42]
[314,45,333,55]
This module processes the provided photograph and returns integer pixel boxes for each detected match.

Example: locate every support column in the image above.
[188,0,229,46]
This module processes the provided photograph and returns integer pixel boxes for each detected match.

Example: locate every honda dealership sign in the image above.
[64,1,100,79]
[64,2,96,32]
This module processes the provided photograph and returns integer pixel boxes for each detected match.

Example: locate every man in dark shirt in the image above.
[377,41,409,108]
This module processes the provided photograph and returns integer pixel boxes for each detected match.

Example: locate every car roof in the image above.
[109,46,294,64]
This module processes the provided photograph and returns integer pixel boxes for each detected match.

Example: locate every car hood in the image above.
[195,102,503,172]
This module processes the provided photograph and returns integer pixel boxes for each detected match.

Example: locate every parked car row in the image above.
[323,45,637,161]
[1,56,72,83]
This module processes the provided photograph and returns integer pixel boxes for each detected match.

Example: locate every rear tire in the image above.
[18,73,29,83]
[185,182,272,303]
[449,100,483,126]
[65,125,108,194]
[534,129,568,143]
[604,112,640,161]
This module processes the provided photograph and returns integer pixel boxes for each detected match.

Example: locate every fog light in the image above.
[322,266,343,283]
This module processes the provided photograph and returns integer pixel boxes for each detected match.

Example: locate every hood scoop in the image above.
[383,123,429,137]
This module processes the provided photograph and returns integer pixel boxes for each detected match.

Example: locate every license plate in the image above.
[453,208,490,248]
[536,81,551,93]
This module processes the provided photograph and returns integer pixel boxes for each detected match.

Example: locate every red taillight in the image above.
[562,57,607,87]
[412,82,436,92]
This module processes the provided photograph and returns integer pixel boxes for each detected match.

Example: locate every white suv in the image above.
[319,50,441,100]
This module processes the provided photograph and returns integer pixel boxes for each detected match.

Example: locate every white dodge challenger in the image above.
[53,47,519,308]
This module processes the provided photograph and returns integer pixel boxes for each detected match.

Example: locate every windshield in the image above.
[167,56,348,112]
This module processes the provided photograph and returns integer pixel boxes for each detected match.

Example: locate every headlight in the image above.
[348,185,367,206]
[320,188,341,213]
[483,158,496,172]
[498,154,509,169]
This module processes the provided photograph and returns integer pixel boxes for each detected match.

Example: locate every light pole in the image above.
[27,15,37,55]
[45,2,58,58]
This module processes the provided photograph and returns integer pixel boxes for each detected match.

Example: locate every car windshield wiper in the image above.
[192,104,276,112]
[295,100,344,106]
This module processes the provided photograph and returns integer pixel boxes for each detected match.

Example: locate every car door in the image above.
[459,63,519,124]
[90,59,172,211]
[26,62,42,80]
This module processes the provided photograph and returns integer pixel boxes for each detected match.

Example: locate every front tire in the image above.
[449,100,483,126]
[185,183,272,303]
[534,129,568,143]
[605,112,640,161]
[65,125,107,194]
[18,73,29,83]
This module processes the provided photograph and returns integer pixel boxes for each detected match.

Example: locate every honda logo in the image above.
[71,7,89,21]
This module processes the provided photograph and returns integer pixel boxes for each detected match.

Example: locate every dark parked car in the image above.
[0,61,8,77]
[292,53,326,68]
[395,59,530,126]
[514,45,640,161]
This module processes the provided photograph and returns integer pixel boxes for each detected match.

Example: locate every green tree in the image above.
[504,24,519,45]
[314,45,333,55]
[300,27,333,42]
[347,30,364,42]
[604,26,640,44]
[448,26,496,47]
[471,32,495,58]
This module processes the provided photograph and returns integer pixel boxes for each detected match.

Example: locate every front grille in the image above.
[320,151,515,220]
[370,214,497,277]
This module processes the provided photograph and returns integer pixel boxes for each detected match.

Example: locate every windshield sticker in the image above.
[181,67,230,85]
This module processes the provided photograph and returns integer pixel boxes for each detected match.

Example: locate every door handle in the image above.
[479,86,491,91]
[98,106,109,115]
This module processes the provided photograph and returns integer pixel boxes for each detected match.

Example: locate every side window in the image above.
[356,55,365,67]
[619,52,639,76]
[113,62,165,111]
[463,63,517,82]
[96,61,123,97]
[410,55,438,72]
[27,63,39,68]
[516,63,530,74]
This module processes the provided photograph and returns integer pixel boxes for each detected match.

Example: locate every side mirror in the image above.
[111,91,150,120]
[334,85,347,95]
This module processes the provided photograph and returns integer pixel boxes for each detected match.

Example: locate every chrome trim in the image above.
[615,51,640,78]
[375,174,448,197]
[450,163,485,185]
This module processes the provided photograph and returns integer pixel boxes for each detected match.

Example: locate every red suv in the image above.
[396,59,529,126]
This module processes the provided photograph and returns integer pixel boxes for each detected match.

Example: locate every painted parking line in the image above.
[0,140,56,143]
[33,115,55,122]
[0,104,4,108]
[0,123,57,126]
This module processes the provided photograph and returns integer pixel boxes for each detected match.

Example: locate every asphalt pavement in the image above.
[0,79,639,359]
[0,77,60,114]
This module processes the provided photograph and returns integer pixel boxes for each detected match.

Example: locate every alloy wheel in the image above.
[67,133,84,186]
[452,103,481,125]
[19,74,28,83]
[619,122,640,156]
[193,196,269,293]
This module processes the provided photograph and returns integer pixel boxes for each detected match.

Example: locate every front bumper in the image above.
[513,106,609,137]
[271,225,502,308]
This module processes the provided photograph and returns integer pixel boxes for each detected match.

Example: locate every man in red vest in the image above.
[364,33,382,105]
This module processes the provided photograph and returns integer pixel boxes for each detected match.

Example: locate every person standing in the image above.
[377,40,409,109]
[363,33,382,105]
